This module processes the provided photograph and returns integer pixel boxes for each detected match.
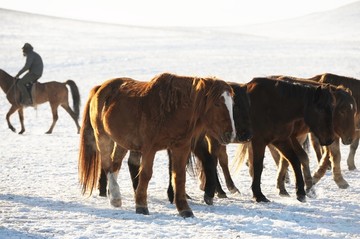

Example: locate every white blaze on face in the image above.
[222,91,236,141]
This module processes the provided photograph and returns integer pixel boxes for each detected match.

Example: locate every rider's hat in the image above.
[22,43,33,51]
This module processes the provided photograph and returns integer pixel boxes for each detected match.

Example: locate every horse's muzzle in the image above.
[221,131,236,144]
[321,138,335,146]
[236,130,253,143]
[342,136,355,145]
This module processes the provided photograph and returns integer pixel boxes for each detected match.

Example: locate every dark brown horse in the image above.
[265,76,357,194]
[96,81,253,205]
[168,77,336,203]
[234,77,336,202]
[78,73,236,218]
[0,69,81,134]
[303,73,360,188]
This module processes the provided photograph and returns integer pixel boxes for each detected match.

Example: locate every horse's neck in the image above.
[0,74,14,94]
[278,88,311,121]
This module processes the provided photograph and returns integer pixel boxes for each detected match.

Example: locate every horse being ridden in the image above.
[78,73,236,218]
[0,69,81,134]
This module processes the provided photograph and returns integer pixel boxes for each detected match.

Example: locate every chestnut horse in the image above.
[96,81,253,205]
[0,69,81,134]
[78,73,236,218]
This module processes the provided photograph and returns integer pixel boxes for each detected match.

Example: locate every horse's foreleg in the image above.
[171,147,194,218]
[62,104,81,134]
[135,150,155,215]
[347,137,359,170]
[46,104,59,134]
[309,133,323,163]
[250,140,269,202]
[312,148,331,184]
[277,156,290,197]
[291,136,314,195]
[272,139,306,202]
[6,105,19,133]
[328,139,349,189]
[218,145,240,195]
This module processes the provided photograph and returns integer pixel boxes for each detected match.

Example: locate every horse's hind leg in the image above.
[61,104,81,134]
[347,137,359,170]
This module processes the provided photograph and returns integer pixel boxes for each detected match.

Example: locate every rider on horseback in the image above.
[15,43,43,106]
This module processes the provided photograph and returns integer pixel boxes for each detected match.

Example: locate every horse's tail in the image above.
[233,141,252,173]
[66,80,81,120]
[78,86,101,196]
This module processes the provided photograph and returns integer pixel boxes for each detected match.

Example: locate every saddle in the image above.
[15,79,36,106]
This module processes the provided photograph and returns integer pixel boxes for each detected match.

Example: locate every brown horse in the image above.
[265,76,357,194]
[96,81,253,206]
[0,69,81,134]
[78,73,236,218]
[234,77,336,202]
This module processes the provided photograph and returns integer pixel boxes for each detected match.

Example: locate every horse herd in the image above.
[0,69,359,218]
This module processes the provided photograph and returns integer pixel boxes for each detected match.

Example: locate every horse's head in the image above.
[304,84,336,146]
[229,82,253,142]
[332,87,357,145]
[202,79,236,145]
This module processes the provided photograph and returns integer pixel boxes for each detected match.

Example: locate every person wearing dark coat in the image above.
[15,43,43,105]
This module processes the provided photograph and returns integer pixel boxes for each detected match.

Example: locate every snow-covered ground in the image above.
[1,6,360,239]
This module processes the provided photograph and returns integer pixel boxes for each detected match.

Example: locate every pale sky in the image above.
[0,0,358,26]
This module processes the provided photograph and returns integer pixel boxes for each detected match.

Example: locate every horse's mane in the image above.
[320,73,360,111]
[148,73,232,115]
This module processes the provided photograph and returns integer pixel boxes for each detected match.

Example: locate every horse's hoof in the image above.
[99,192,107,197]
[229,187,240,194]
[136,206,149,215]
[348,165,356,171]
[186,193,192,200]
[297,194,306,202]
[216,192,228,199]
[18,130,24,134]
[254,196,270,203]
[204,194,214,205]
[179,210,194,218]
[110,198,122,207]
[279,190,290,197]
[306,188,317,198]
[337,181,350,189]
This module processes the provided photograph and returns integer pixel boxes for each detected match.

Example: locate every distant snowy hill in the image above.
[223,1,360,40]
